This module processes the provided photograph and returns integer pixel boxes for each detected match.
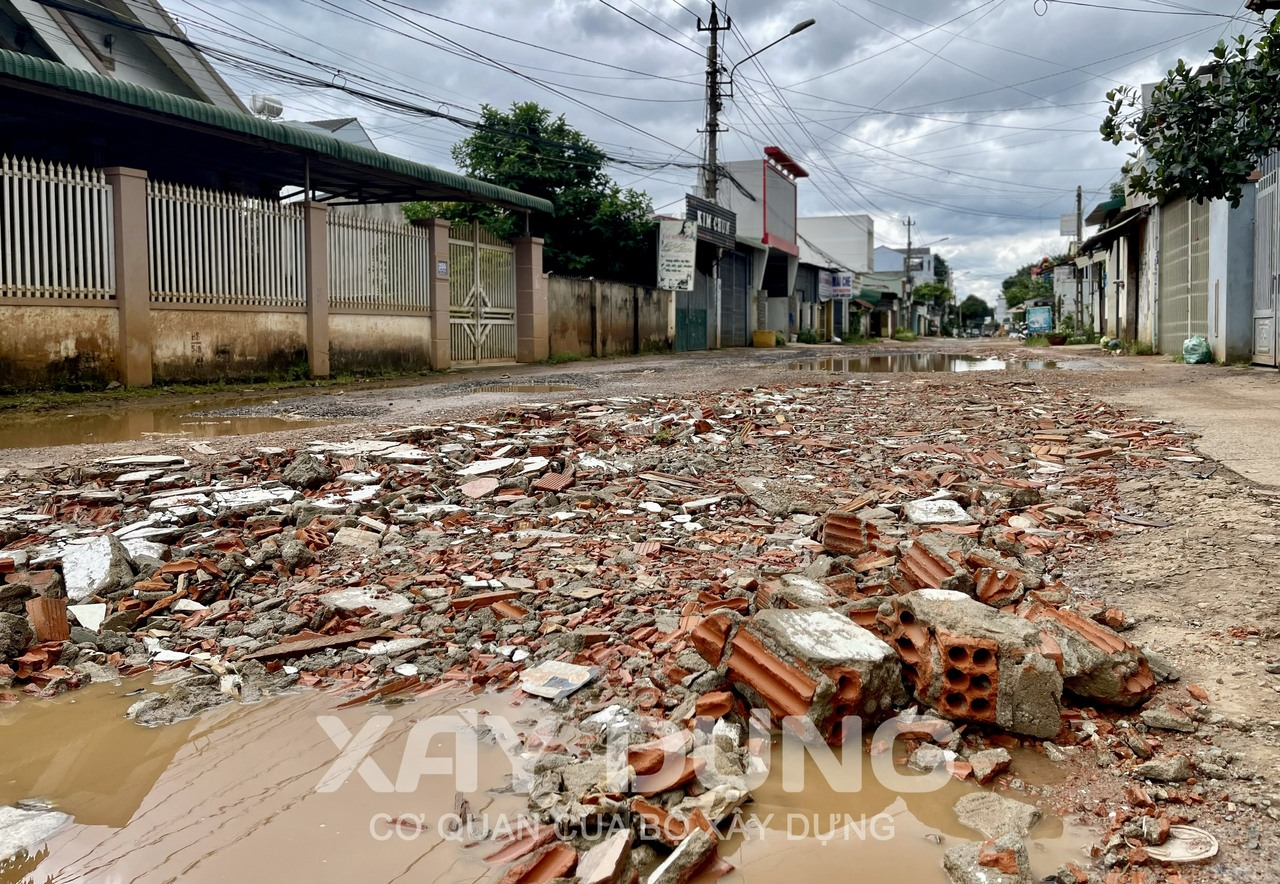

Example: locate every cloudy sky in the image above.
[166,0,1262,303]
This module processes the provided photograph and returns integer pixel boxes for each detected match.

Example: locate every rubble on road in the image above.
[875,589,1063,738]
[0,374,1218,881]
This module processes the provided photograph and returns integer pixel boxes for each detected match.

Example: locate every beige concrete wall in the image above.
[548,277,595,357]
[330,313,432,374]
[548,277,672,358]
[151,308,308,381]
[0,304,119,389]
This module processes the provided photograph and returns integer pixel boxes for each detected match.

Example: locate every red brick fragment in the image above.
[977,841,1019,875]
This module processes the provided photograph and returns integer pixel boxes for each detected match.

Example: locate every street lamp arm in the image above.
[727,19,815,82]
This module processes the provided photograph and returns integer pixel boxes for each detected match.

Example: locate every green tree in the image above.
[1101,16,1280,207]
[404,102,656,279]
[933,253,950,285]
[958,294,993,324]
[1001,258,1061,310]
[913,282,952,306]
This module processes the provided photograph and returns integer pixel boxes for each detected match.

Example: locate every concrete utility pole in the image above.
[903,216,915,333]
[1075,184,1083,331]
[698,3,730,203]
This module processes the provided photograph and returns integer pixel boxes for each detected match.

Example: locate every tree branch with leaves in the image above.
[1101,16,1280,207]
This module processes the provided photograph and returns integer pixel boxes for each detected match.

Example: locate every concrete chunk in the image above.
[953,792,1042,839]
[904,498,974,525]
[62,534,135,603]
[694,608,905,742]
[876,590,1062,738]
[332,527,383,552]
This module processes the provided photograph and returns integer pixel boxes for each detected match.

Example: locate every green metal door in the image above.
[675,273,710,351]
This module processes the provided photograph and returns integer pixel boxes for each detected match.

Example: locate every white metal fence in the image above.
[449,221,517,364]
[147,180,305,307]
[0,155,115,300]
[328,212,432,312]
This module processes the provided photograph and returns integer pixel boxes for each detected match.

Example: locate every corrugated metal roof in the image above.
[0,48,553,214]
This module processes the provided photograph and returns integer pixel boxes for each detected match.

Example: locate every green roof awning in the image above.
[0,48,552,213]
[858,288,883,305]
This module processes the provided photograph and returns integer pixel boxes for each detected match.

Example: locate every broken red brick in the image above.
[694,691,734,718]
[822,511,877,556]
[977,840,1020,875]
[497,842,577,884]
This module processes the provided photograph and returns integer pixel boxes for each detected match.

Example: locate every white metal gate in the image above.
[448,221,516,364]
[1157,196,1209,353]
[1253,152,1280,365]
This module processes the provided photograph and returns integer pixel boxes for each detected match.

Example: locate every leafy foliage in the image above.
[1101,18,1280,207]
[1001,258,1061,310]
[913,282,952,306]
[404,102,656,279]
[933,253,950,285]
[958,294,993,322]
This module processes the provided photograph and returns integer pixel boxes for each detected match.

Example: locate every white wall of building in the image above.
[797,215,873,271]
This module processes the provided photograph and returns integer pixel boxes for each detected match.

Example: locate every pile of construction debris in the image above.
[0,377,1222,882]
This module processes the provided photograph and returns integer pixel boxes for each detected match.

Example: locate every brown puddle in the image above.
[0,404,330,450]
[0,685,1091,884]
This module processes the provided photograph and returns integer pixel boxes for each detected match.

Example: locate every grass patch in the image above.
[1170,353,1186,363]
[775,331,787,347]
[795,329,819,345]
[839,335,875,346]
[539,352,584,365]
[1024,335,1050,347]
[1120,339,1154,356]
[892,330,918,342]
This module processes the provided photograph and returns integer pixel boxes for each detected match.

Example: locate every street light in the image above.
[728,19,816,86]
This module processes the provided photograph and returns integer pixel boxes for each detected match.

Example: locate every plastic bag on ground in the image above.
[1182,335,1212,364]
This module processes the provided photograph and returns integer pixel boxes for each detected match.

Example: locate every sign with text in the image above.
[818,271,833,302]
[1060,213,1078,238]
[1026,305,1053,333]
[685,195,736,250]
[657,218,697,291]
[832,272,854,300]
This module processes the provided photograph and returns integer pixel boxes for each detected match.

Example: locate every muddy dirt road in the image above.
[1,339,1277,884]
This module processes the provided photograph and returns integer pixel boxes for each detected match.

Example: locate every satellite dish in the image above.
[250,93,283,120]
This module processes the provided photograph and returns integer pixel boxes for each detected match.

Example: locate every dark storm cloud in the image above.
[167,0,1259,300]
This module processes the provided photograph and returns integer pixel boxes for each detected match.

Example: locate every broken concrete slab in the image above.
[1133,755,1193,782]
[953,792,1042,840]
[332,527,383,552]
[876,589,1063,738]
[520,660,598,700]
[280,454,336,490]
[968,748,1012,784]
[61,534,134,603]
[1139,705,1197,733]
[693,607,905,741]
[904,498,974,526]
[67,603,107,632]
[319,587,411,618]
